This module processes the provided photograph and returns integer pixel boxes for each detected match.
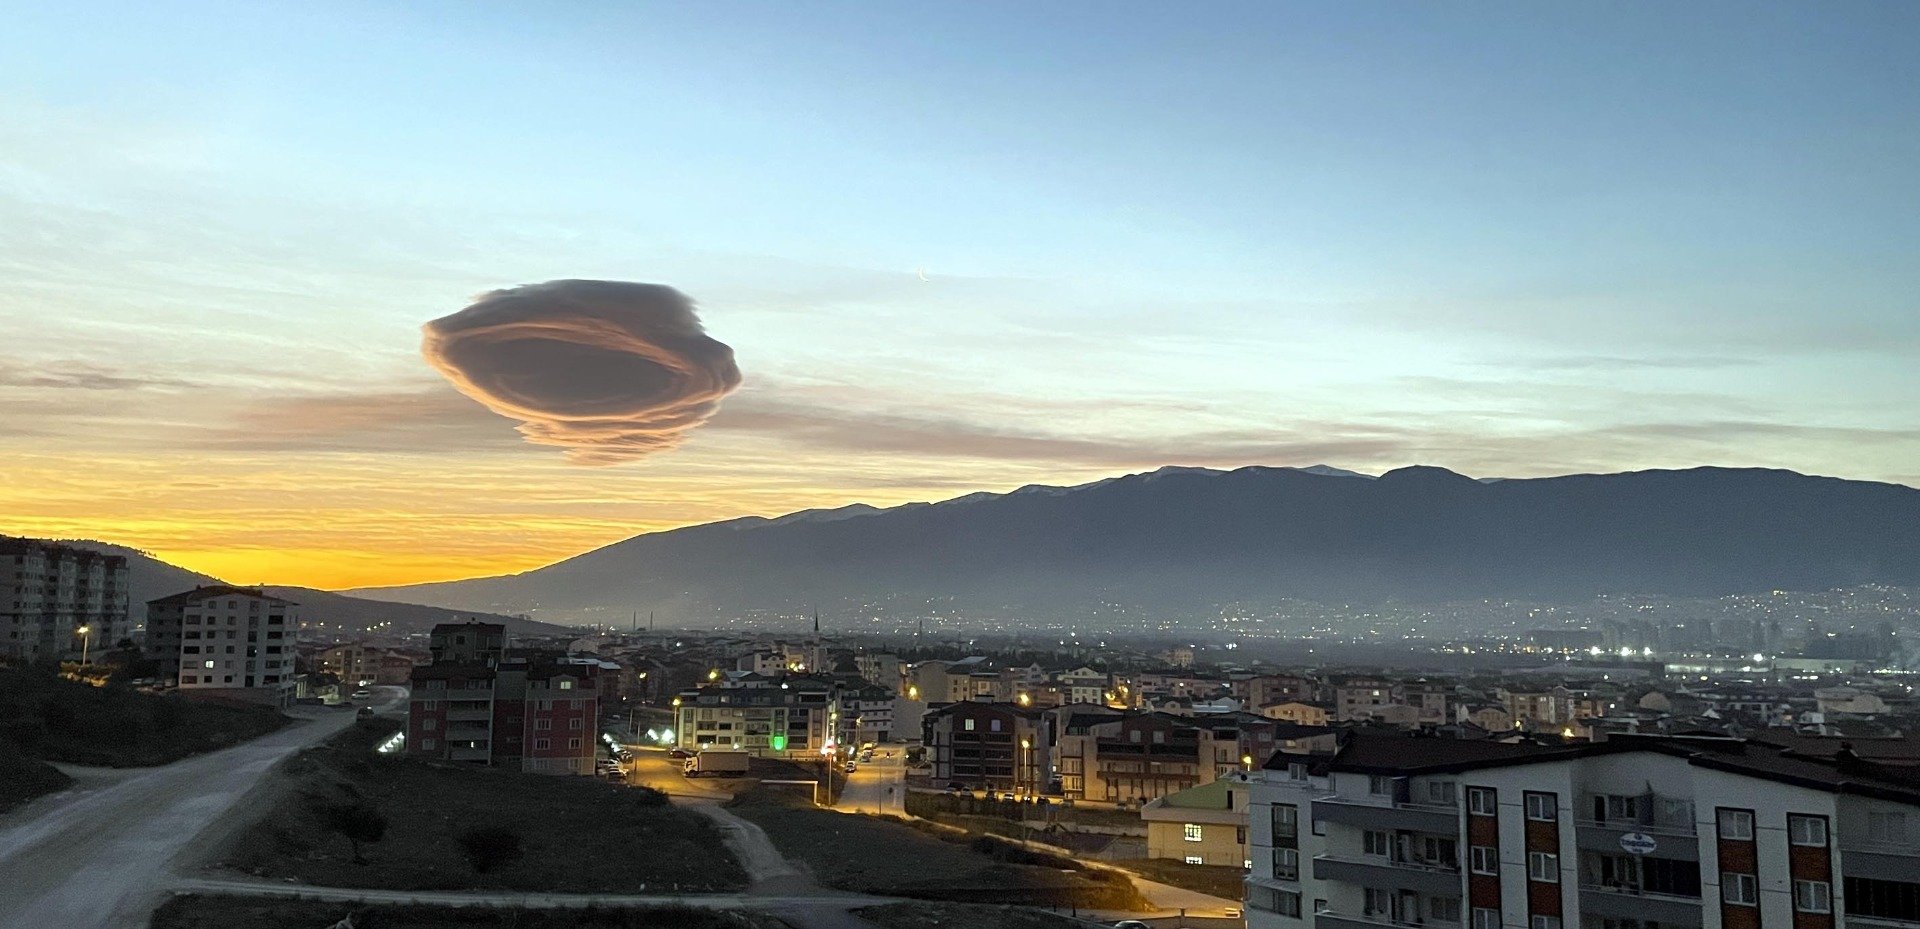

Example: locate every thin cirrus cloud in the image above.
[421,280,743,465]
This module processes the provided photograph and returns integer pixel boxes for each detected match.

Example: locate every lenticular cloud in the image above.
[422,280,741,464]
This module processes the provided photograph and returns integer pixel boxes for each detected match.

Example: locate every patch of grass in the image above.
[1111,857,1247,900]
[728,788,1146,911]
[854,901,1105,929]
[151,894,787,929]
[218,719,746,893]
[0,667,289,767]
[0,739,71,812]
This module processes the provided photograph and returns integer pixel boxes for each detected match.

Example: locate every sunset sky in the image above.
[4,2,1917,589]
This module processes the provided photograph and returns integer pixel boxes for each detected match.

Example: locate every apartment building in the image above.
[673,672,836,757]
[1,539,129,662]
[145,586,296,706]
[924,701,1047,792]
[429,620,506,666]
[837,682,898,746]
[406,657,600,775]
[1144,775,1255,867]
[1051,711,1262,804]
[319,642,387,685]
[1244,731,1920,929]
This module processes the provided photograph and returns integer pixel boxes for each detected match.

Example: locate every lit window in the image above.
[1184,823,1204,842]
[1186,855,1204,865]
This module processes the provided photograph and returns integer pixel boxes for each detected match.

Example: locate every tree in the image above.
[317,800,387,864]
[457,826,523,874]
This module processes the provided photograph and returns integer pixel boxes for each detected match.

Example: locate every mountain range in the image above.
[347,465,1920,624]
[28,539,570,638]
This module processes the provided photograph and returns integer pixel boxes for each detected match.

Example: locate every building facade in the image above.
[1,539,129,662]
[144,586,296,706]
[1244,732,1920,929]
[924,701,1047,792]
[674,673,836,757]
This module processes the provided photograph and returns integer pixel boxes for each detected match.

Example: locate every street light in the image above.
[1020,738,1032,799]
[76,625,91,667]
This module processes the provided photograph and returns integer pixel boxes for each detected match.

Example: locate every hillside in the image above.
[21,539,569,638]
[347,465,1920,622]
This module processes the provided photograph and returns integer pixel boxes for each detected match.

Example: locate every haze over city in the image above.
[5,2,1919,589]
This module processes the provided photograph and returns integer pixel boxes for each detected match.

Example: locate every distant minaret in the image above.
[813,610,821,635]
[649,610,655,633]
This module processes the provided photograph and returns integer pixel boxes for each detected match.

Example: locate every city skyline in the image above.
[5,2,1918,588]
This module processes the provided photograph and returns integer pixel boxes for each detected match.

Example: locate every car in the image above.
[350,689,373,700]
[843,762,857,773]
[1113,922,1153,929]
[355,706,375,719]
[668,748,694,759]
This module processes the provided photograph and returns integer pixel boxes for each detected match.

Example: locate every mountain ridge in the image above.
[344,464,1920,623]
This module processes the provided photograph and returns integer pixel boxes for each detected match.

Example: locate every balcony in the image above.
[1840,840,1920,882]
[1574,822,1699,860]
[1313,854,1463,896]
[1577,884,1703,925]
[1316,911,1460,929]
[446,707,493,722]
[1313,795,1459,834]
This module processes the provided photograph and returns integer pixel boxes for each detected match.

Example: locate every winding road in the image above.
[0,688,404,929]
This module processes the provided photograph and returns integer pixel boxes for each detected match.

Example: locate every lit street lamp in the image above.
[76,625,91,667]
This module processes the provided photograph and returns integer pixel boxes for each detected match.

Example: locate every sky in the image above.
[3,1,1917,590]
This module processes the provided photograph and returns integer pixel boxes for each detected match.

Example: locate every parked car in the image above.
[843,761,857,773]
[350,689,373,700]
[355,706,375,719]
[668,748,695,759]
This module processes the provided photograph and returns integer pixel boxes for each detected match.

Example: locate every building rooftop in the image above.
[147,585,293,607]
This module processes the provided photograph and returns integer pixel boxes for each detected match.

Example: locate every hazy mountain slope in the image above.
[346,465,1920,621]
[35,539,567,636]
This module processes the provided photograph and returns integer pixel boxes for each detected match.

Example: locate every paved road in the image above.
[834,746,907,816]
[0,687,405,929]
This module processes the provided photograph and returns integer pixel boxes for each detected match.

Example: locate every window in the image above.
[535,718,551,730]
[1432,897,1463,923]
[568,738,581,748]
[1471,845,1498,874]
[1473,909,1500,929]
[1184,823,1204,842]
[1848,874,1920,923]
[1271,890,1302,917]
[1530,918,1561,929]
[1722,872,1758,905]
[1370,774,1394,795]
[569,718,583,730]
[203,659,215,668]
[1468,786,1497,816]
[423,719,437,731]
[1718,809,1754,841]
[963,718,975,731]
[1365,830,1392,856]
[420,738,435,750]
[1527,852,1559,883]
[1789,815,1828,847]
[1526,792,1558,821]
[1272,803,1299,841]
[1868,811,1910,845]
[1428,780,1457,804]
[1366,889,1393,916]
[1273,847,1299,880]
[1597,794,1639,822]
[1288,762,1308,781]
[1795,880,1832,914]
[535,739,549,750]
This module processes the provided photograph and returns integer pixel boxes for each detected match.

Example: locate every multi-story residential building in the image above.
[674,672,836,757]
[429,620,505,666]
[320,642,386,685]
[1058,666,1112,706]
[1,539,129,662]
[406,657,601,775]
[145,586,296,706]
[1244,731,1920,929]
[855,652,903,693]
[1144,775,1255,867]
[1335,678,1405,722]
[924,701,1047,793]
[1265,701,1337,726]
[1052,711,1250,804]
[838,682,897,746]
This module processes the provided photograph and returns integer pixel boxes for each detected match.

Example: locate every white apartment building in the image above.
[145,586,297,706]
[1,538,129,662]
[1246,732,1920,929]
